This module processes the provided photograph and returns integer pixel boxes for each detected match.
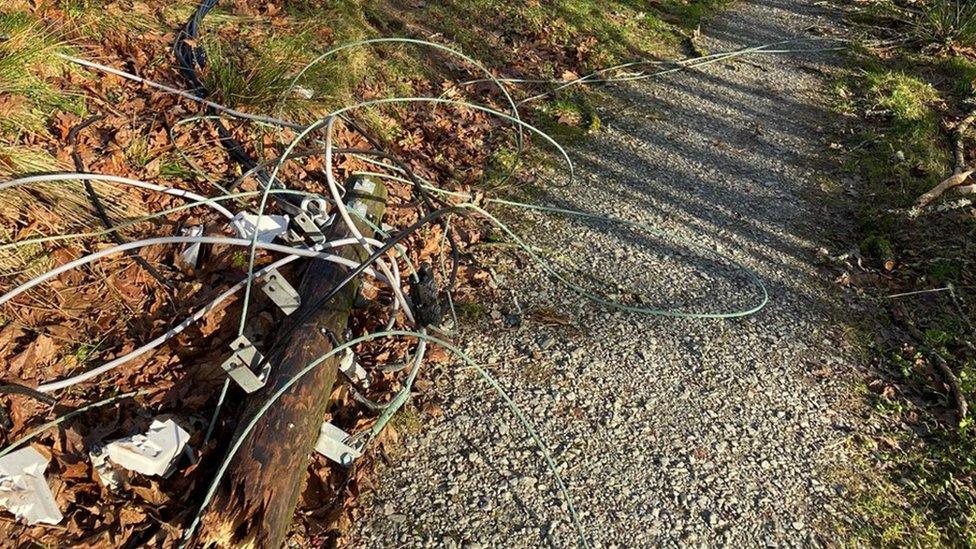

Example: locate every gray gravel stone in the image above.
[349,0,863,547]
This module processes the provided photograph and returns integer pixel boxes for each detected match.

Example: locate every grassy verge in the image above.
[163,0,729,169]
[3,0,731,191]
[832,1,976,545]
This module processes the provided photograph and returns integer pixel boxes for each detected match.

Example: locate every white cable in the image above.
[0,173,236,221]
[0,236,390,307]
[37,252,302,392]
[57,54,304,131]
[35,234,408,392]
[322,116,416,323]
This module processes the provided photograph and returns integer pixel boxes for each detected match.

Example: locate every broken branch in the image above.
[916,168,975,208]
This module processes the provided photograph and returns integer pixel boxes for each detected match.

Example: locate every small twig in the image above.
[948,284,975,333]
[953,109,976,174]
[932,351,968,422]
[947,284,976,354]
[885,286,950,299]
[905,323,969,423]
[915,107,976,207]
[901,197,974,218]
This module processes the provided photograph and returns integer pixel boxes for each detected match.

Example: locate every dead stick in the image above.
[954,109,976,174]
[199,177,388,548]
[905,323,969,423]
[932,352,969,422]
[916,169,975,208]
[916,108,976,207]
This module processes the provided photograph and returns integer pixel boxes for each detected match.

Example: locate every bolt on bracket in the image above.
[292,210,325,242]
[260,269,300,315]
[221,336,270,393]
[314,422,362,466]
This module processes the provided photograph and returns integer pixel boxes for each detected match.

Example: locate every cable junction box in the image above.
[103,418,190,477]
[0,447,63,525]
[221,336,270,393]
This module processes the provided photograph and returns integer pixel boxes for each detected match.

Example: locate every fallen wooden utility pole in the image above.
[199,177,388,548]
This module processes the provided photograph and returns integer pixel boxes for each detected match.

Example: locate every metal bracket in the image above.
[291,197,335,243]
[338,350,370,387]
[260,269,300,315]
[352,178,376,193]
[220,336,270,393]
[179,225,204,268]
[314,422,362,466]
[292,210,325,243]
[280,228,305,246]
[231,212,290,243]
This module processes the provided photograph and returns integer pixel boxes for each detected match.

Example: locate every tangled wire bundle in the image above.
[0,3,856,546]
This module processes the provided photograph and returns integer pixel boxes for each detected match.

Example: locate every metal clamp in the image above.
[338,350,370,387]
[314,422,362,466]
[260,269,300,315]
[220,336,270,393]
[353,177,376,193]
[291,197,334,243]
[292,210,325,243]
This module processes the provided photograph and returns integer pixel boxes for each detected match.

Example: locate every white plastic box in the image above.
[0,447,63,525]
[104,419,190,477]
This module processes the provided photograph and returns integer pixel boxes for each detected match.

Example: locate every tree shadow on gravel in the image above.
[516,19,847,321]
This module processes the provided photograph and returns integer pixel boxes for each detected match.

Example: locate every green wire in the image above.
[0,390,148,458]
[180,330,589,548]
[353,171,769,319]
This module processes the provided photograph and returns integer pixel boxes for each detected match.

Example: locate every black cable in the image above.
[0,383,71,432]
[0,383,57,406]
[174,0,301,212]
[67,115,175,290]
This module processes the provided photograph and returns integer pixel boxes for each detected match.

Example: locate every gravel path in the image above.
[351,1,863,547]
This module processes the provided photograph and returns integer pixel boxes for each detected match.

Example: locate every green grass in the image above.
[661,0,733,28]
[916,0,976,49]
[0,11,83,137]
[834,2,976,546]
[0,143,61,177]
[849,415,976,547]
[411,0,679,71]
[388,404,424,434]
[231,251,248,269]
[865,70,940,122]
[159,154,196,180]
[838,63,950,212]
[454,300,487,321]
[195,0,724,126]
[940,55,976,98]
[199,10,384,120]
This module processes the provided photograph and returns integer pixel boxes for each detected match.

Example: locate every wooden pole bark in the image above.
[199,177,387,548]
